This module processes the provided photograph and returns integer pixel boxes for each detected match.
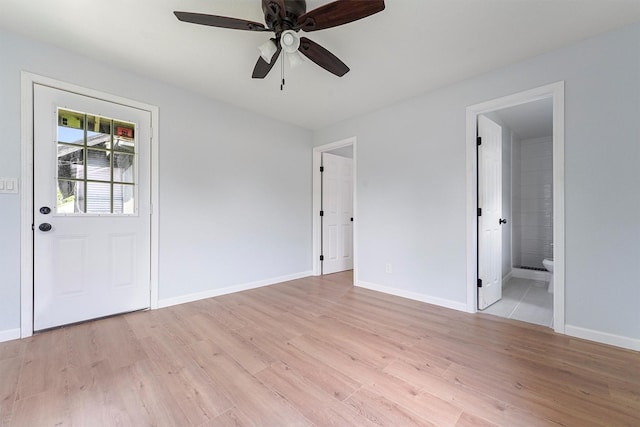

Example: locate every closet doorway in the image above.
[312,138,356,277]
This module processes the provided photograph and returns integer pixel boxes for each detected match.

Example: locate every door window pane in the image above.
[113,153,134,183]
[87,114,112,150]
[57,180,85,213]
[58,110,84,145]
[86,182,112,213]
[114,121,135,153]
[56,108,136,214]
[86,149,111,182]
[87,115,112,137]
[57,146,84,180]
[113,184,135,214]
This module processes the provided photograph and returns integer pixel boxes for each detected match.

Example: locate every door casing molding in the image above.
[465,81,565,334]
[312,137,357,279]
[20,72,160,337]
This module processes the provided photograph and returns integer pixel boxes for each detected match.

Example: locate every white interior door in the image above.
[33,84,151,331]
[322,152,353,274]
[478,115,503,310]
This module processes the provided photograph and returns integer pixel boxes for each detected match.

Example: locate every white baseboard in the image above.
[502,270,513,284]
[565,324,640,352]
[0,328,21,343]
[158,271,313,309]
[511,267,549,281]
[355,280,467,312]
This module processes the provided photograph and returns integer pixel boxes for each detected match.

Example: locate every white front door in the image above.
[478,115,503,310]
[33,84,151,331]
[322,153,353,274]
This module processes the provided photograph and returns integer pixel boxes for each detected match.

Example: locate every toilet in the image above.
[542,258,554,293]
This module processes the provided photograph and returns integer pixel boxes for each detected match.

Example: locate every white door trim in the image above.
[312,137,357,279]
[465,81,565,334]
[20,72,160,338]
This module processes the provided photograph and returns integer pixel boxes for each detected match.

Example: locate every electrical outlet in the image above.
[385,263,393,274]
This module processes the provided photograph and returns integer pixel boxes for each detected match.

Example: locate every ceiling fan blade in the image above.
[252,47,282,78]
[297,0,385,32]
[174,11,267,31]
[298,37,349,77]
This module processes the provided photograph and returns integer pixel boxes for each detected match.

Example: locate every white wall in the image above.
[501,128,513,278]
[313,23,640,346]
[0,29,313,336]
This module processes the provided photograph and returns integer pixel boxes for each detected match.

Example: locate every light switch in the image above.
[0,178,18,194]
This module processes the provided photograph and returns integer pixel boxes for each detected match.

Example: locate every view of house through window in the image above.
[57,109,136,214]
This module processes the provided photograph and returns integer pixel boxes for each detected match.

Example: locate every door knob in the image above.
[39,223,52,232]
[499,218,507,225]
[39,206,52,215]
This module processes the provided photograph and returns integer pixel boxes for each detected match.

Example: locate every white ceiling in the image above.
[1,0,639,130]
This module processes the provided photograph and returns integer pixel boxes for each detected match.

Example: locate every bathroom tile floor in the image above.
[481,276,553,327]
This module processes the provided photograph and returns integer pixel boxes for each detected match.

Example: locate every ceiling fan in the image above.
[174,0,385,79]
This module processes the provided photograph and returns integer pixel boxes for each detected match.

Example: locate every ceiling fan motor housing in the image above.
[263,0,307,32]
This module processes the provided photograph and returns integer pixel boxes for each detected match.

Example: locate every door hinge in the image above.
[477,208,482,216]
[320,255,324,261]
[477,136,482,146]
[320,210,324,217]
[320,166,324,172]
[477,278,483,288]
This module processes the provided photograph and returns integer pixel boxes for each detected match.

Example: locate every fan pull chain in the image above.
[280,52,285,91]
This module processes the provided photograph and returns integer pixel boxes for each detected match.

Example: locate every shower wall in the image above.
[513,136,553,269]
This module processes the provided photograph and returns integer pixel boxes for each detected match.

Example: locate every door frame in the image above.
[20,72,160,338]
[465,81,565,334]
[312,137,357,278]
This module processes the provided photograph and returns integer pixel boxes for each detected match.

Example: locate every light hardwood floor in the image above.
[1,271,638,426]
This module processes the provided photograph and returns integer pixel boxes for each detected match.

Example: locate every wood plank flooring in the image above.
[1,271,638,426]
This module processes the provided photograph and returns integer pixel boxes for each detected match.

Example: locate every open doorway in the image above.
[467,82,565,334]
[478,99,554,327]
[312,137,356,277]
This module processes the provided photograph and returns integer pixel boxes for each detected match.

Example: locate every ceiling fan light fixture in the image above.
[258,39,278,63]
[287,50,305,68]
[280,30,300,54]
